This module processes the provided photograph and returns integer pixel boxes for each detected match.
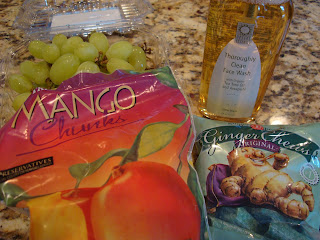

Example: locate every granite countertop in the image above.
[0,0,319,239]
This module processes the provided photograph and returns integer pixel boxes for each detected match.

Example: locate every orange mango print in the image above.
[91,161,201,240]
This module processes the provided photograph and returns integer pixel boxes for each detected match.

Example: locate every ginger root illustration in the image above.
[219,147,314,220]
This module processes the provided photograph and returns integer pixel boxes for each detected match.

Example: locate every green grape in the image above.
[12,92,31,111]
[8,74,33,93]
[20,60,49,85]
[61,36,84,55]
[42,43,60,63]
[52,34,67,49]
[74,42,99,62]
[33,61,50,85]
[50,53,80,85]
[106,41,133,61]
[128,46,147,71]
[77,61,100,73]
[89,32,109,54]
[106,58,135,73]
[28,40,46,59]
[20,60,35,79]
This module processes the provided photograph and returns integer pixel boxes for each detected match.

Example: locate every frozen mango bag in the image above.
[0,67,209,240]
[192,116,320,240]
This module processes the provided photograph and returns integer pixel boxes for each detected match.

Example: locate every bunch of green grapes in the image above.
[8,32,148,111]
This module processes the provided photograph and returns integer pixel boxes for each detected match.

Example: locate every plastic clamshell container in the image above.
[0,28,169,127]
[13,0,154,39]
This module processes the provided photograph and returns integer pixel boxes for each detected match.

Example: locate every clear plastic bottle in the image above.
[199,0,293,122]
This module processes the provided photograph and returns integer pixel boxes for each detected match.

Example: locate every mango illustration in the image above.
[27,192,88,240]
[91,161,201,240]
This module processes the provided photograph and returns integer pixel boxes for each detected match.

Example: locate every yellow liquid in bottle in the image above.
[199,0,293,122]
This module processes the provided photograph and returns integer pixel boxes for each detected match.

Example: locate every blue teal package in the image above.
[192,115,320,240]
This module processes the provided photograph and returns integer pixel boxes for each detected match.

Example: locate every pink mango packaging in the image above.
[0,67,209,240]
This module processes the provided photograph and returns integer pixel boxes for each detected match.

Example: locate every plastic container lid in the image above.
[13,0,154,39]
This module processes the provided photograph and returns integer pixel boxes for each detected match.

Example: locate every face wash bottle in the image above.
[198,0,293,123]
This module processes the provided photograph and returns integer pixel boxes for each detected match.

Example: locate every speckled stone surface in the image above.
[0,0,319,239]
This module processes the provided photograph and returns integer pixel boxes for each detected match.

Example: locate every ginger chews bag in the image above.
[192,115,320,240]
[0,67,209,240]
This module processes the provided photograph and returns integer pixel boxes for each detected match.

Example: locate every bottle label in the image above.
[207,22,261,119]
